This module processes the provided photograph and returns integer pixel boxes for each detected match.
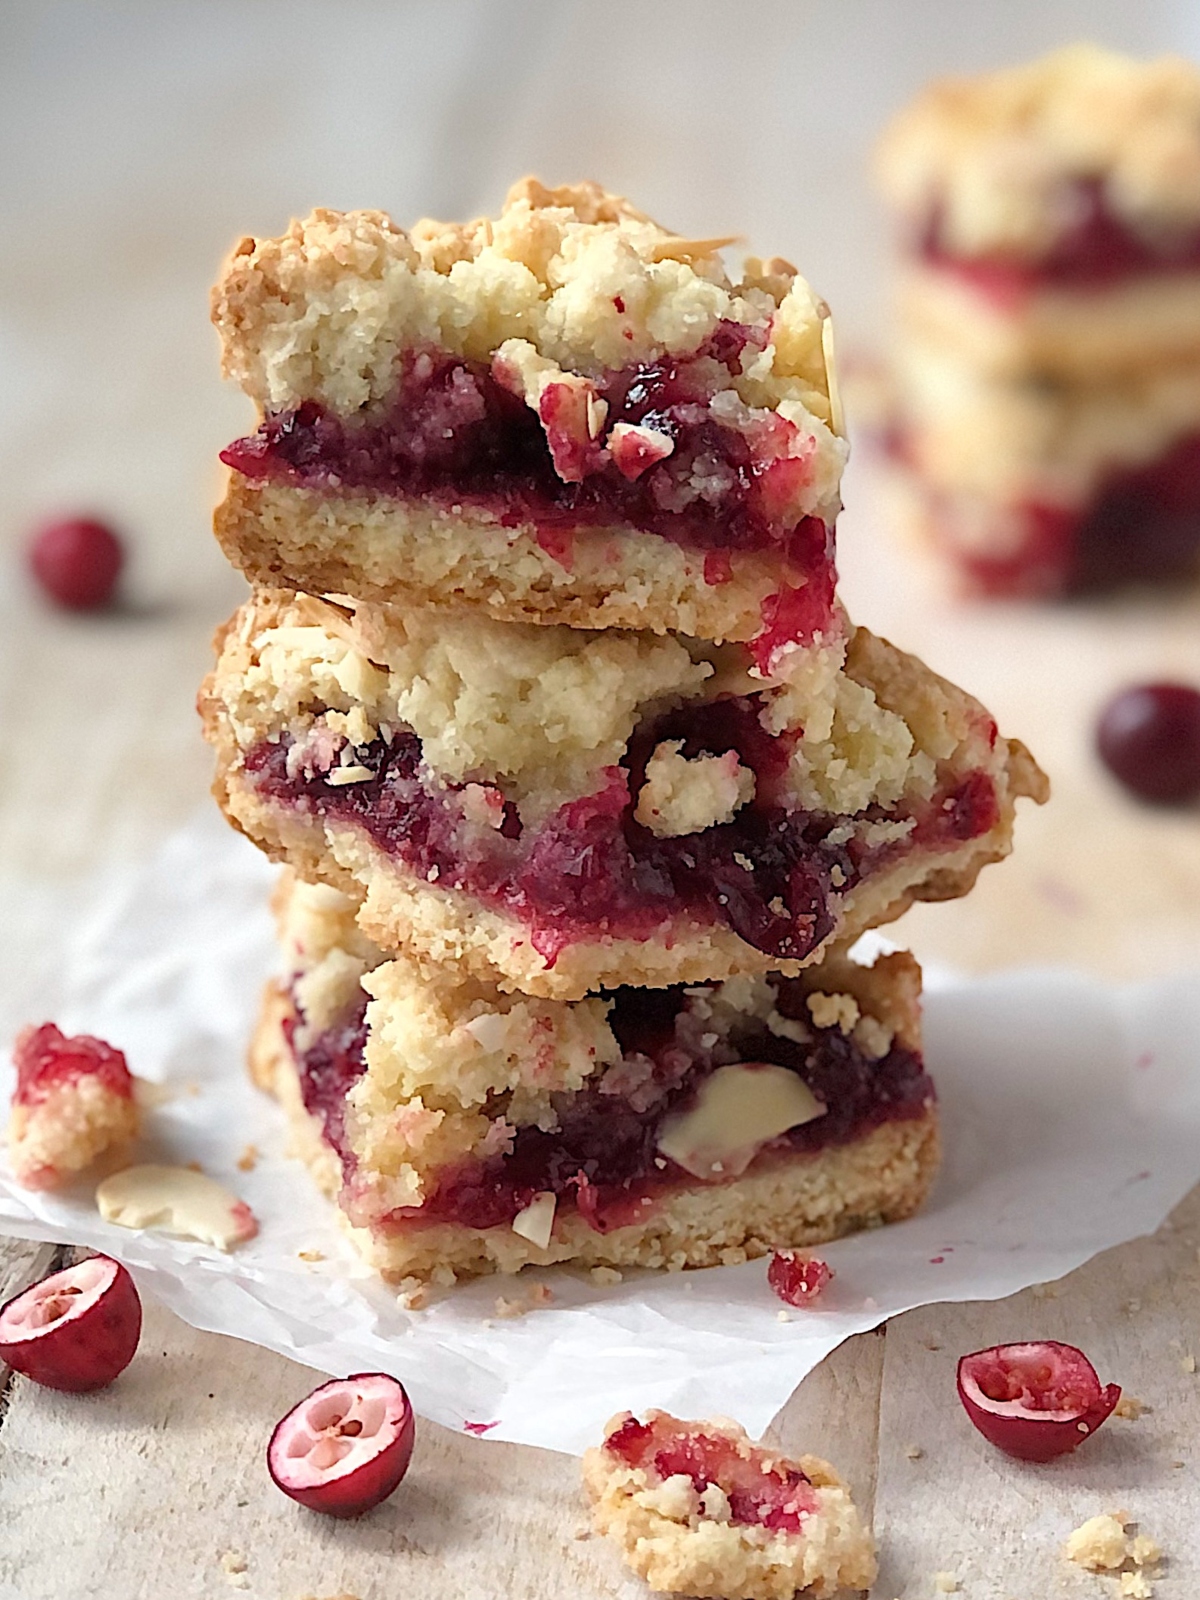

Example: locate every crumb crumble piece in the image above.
[1114,1396,1149,1419]
[1065,1512,1162,1593]
[236,1143,259,1172]
[932,1575,959,1594]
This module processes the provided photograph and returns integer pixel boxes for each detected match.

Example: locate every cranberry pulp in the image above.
[289,964,933,1235]
[924,430,1200,598]
[283,993,369,1171]
[247,696,998,968]
[604,1414,819,1531]
[919,177,1200,294]
[12,1024,133,1109]
[220,330,838,587]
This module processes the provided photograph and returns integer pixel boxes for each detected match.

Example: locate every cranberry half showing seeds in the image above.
[957,1340,1120,1462]
[268,1373,415,1516]
[28,516,125,611]
[1096,682,1200,804]
[0,1255,142,1391]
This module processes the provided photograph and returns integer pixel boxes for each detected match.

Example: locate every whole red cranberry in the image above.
[1096,683,1200,804]
[28,517,125,610]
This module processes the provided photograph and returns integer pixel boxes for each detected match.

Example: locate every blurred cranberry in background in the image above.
[1096,682,1200,804]
[28,516,125,610]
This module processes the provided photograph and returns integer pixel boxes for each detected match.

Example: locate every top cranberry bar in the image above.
[212,179,846,660]
[877,44,1200,287]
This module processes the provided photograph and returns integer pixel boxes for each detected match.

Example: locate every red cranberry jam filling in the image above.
[603,1414,819,1532]
[918,178,1200,295]
[246,695,998,970]
[12,1024,133,1109]
[220,325,838,583]
[927,431,1200,597]
[287,966,933,1237]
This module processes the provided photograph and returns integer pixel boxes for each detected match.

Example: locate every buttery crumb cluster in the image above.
[877,43,1200,597]
[199,176,1043,1312]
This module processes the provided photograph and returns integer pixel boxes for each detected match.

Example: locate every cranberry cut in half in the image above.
[768,1251,834,1307]
[957,1341,1120,1462]
[28,516,125,610]
[1096,683,1200,804]
[267,1373,415,1516]
[0,1255,142,1391]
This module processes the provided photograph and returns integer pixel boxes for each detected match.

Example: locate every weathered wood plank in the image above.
[872,1188,1200,1598]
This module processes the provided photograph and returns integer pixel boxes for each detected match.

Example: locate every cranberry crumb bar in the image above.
[212,179,845,661]
[6,1024,140,1191]
[878,44,1200,595]
[202,588,1044,1000]
[583,1410,876,1598]
[250,874,938,1280]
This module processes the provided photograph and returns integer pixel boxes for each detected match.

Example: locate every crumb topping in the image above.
[635,741,756,837]
[878,44,1200,258]
[214,178,839,441]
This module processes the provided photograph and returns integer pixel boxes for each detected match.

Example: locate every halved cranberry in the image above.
[267,1372,415,1516]
[768,1251,834,1306]
[28,517,125,610]
[957,1341,1120,1462]
[1096,683,1200,804]
[0,1256,141,1391]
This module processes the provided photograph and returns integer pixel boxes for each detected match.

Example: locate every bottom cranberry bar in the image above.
[251,875,938,1282]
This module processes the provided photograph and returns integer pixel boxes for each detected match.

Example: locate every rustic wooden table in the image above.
[1,437,1198,1598]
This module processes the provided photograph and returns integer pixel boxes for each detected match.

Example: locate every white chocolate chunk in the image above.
[655,1065,825,1180]
[511,1191,557,1250]
[96,1165,259,1251]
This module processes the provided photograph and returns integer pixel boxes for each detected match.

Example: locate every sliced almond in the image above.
[511,1191,557,1250]
[656,1065,825,1180]
[96,1164,259,1251]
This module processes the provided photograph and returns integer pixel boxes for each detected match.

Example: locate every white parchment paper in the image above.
[1,815,1198,1455]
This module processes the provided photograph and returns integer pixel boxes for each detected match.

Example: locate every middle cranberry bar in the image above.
[201,590,1046,999]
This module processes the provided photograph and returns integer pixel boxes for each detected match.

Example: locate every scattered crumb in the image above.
[572,1527,593,1541]
[1066,1513,1133,1572]
[1181,1352,1196,1374]
[219,1550,249,1590]
[1031,1282,1060,1300]
[1115,1396,1150,1420]
[1171,1459,1185,1468]
[1124,1298,1142,1315]
[296,1248,326,1263]
[1065,1512,1162,1594]
[776,1309,792,1323]
[236,1144,259,1173]
[589,1266,623,1286]
[185,1160,204,1173]
[495,1282,554,1318]
[932,1574,959,1593]
[924,1341,942,1352]
[186,1082,201,1097]
[905,1444,924,1460]
[397,1276,432,1310]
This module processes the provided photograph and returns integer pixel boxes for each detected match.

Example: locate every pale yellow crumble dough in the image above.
[582,1411,877,1599]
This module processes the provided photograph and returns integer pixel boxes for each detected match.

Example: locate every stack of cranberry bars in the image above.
[878,44,1200,597]
[200,180,1045,1283]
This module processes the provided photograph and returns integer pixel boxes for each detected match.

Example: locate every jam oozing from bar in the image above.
[602,1414,819,1532]
[919,178,1200,293]
[923,430,1200,597]
[220,327,838,589]
[246,694,999,967]
[288,969,933,1236]
[12,1023,133,1108]
[283,994,368,1173]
